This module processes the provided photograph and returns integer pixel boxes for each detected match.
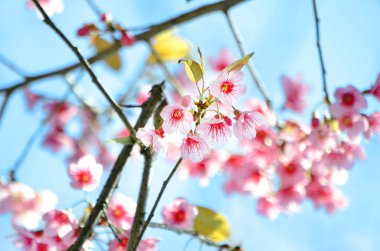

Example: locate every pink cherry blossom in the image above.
[365,112,380,139]
[369,74,380,101]
[337,113,368,140]
[330,85,367,117]
[277,158,308,187]
[180,133,210,162]
[121,31,135,46]
[68,155,103,192]
[233,111,266,140]
[276,184,306,213]
[14,227,50,251]
[136,127,165,153]
[281,75,309,113]
[27,0,64,17]
[210,70,246,105]
[162,198,198,230]
[197,118,231,145]
[42,126,73,152]
[42,210,75,238]
[43,101,77,127]
[106,193,136,230]
[160,104,193,134]
[23,88,41,111]
[209,48,234,72]
[245,99,276,126]
[256,195,279,220]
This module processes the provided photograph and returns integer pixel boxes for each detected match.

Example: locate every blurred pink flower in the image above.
[136,127,165,153]
[68,155,103,192]
[162,198,198,230]
[281,75,309,113]
[209,49,234,72]
[365,112,380,139]
[330,85,367,117]
[27,0,64,17]
[233,111,266,140]
[369,74,380,101]
[106,193,136,230]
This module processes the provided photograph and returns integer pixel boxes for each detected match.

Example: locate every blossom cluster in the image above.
[136,53,266,163]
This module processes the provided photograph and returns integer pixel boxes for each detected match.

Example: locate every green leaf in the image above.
[179,59,204,83]
[107,137,133,145]
[193,206,231,242]
[225,52,254,72]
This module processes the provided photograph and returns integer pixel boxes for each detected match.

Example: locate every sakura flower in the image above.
[121,31,135,46]
[43,101,76,127]
[106,193,136,230]
[136,127,165,153]
[180,133,210,162]
[233,111,266,140]
[68,155,103,192]
[277,159,308,187]
[42,210,75,238]
[330,85,367,117]
[209,48,234,72]
[281,75,309,113]
[162,198,198,230]
[14,227,50,251]
[42,126,73,152]
[365,112,380,139]
[245,99,276,126]
[276,184,305,213]
[210,70,246,105]
[197,118,231,145]
[337,113,368,140]
[256,195,279,220]
[27,0,64,17]
[109,234,158,251]
[369,74,380,101]
[23,88,41,111]
[160,104,193,134]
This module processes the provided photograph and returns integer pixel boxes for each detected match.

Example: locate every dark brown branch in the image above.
[148,222,240,251]
[30,0,134,134]
[68,83,164,251]
[135,158,183,246]
[224,10,272,109]
[0,0,249,94]
[126,149,154,251]
[312,0,330,104]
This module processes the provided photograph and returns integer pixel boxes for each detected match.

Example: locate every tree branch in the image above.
[312,0,330,104]
[126,149,154,251]
[148,222,240,251]
[0,0,249,94]
[0,54,27,77]
[224,10,272,109]
[135,158,183,247]
[30,0,135,135]
[68,83,164,251]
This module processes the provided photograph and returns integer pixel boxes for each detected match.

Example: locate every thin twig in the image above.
[135,158,183,245]
[84,0,102,17]
[148,222,240,251]
[0,0,249,94]
[127,149,154,251]
[68,83,164,251]
[8,87,72,181]
[223,10,272,109]
[101,208,122,243]
[31,0,135,135]
[0,54,27,76]
[312,0,330,104]
[0,92,10,126]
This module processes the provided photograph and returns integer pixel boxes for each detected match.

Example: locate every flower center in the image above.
[285,163,296,174]
[221,81,234,94]
[112,206,125,219]
[342,93,355,106]
[342,117,353,127]
[173,209,186,223]
[172,109,184,120]
[78,172,91,183]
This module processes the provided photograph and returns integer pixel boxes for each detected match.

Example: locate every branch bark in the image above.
[312,0,330,104]
[68,82,165,251]
[30,0,134,134]
[0,0,249,94]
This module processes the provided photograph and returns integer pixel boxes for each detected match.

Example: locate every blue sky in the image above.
[1,0,380,250]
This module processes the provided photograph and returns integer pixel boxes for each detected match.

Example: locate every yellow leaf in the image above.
[149,29,191,63]
[225,52,254,72]
[93,36,121,70]
[193,206,231,242]
[179,59,203,83]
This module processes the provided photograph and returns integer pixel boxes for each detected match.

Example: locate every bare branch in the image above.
[68,83,165,251]
[30,0,135,135]
[0,93,10,126]
[223,10,272,109]
[0,0,249,94]
[135,158,183,247]
[312,0,330,104]
[126,149,153,251]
